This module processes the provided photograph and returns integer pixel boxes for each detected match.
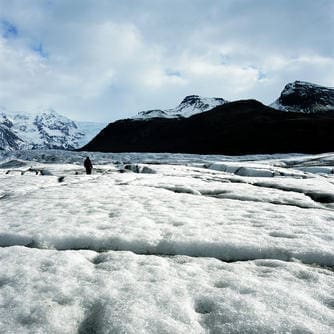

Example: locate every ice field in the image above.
[0,150,334,333]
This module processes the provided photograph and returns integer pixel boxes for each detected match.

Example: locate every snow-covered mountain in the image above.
[133,95,228,119]
[0,108,106,150]
[270,81,334,113]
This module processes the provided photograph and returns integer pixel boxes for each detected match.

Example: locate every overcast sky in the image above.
[0,0,333,121]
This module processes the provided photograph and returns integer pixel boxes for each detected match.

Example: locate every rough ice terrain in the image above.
[0,150,333,333]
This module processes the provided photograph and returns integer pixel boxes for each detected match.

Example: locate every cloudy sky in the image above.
[0,0,333,121]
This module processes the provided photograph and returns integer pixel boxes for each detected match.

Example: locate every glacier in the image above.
[0,150,333,333]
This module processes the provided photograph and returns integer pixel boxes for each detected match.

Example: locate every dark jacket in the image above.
[84,157,93,170]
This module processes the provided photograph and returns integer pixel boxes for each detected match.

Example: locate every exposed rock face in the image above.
[0,124,24,150]
[271,81,334,113]
[81,99,334,155]
[133,95,228,119]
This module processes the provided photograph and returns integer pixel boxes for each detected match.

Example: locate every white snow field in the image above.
[0,150,333,333]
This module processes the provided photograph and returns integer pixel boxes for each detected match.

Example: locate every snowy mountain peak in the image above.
[179,95,207,106]
[35,109,78,131]
[134,95,228,119]
[0,108,106,151]
[179,94,226,107]
[0,112,13,129]
[271,81,334,113]
[175,95,228,116]
[35,106,58,114]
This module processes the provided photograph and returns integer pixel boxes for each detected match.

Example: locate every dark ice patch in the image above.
[0,160,27,168]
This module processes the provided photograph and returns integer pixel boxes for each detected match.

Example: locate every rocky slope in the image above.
[0,125,24,150]
[270,81,334,113]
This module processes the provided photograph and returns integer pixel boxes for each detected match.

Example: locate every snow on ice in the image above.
[0,150,333,333]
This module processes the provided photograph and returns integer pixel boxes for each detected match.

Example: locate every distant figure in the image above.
[58,176,65,183]
[84,157,93,174]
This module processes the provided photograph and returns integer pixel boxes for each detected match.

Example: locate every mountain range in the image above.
[81,81,334,155]
[1,81,334,153]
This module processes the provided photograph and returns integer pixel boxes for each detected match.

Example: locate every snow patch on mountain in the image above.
[133,95,228,119]
[270,81,334,113]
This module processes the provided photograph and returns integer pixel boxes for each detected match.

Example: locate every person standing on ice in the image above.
[84,156,93,174]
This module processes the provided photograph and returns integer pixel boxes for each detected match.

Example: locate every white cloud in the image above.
[0,0,333,121]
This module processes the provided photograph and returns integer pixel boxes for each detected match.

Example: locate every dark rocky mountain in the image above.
[271,81,334,113]
[81,100,334,155]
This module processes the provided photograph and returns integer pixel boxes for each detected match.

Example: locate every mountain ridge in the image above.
[133,95,228,119]
[2,80,334,152]
[81,98,334,155]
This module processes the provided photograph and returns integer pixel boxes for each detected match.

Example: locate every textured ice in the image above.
[0,247,333,334]
[0,167,333,265]
[0,159,27,169]
[0,150,334,332]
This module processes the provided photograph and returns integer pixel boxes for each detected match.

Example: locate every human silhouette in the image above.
[84,157,93,174]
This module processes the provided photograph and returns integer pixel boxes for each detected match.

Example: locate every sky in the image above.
[0,0,333,122]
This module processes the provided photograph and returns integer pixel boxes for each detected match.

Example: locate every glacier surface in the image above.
[0,150,333,333]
